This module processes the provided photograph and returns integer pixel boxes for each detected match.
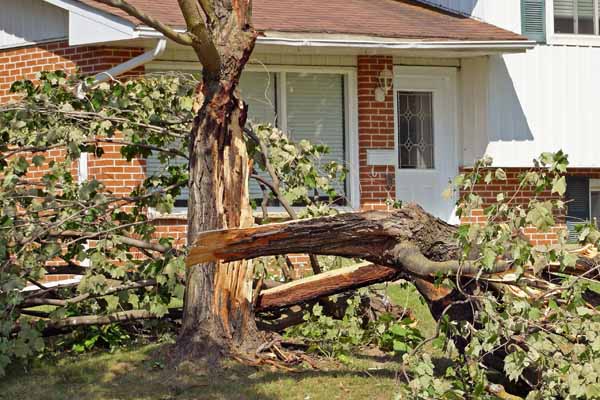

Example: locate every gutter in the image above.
[255,35,537,52]
[135,27,535,52]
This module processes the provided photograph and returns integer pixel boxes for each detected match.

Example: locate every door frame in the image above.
[392,66,459,222]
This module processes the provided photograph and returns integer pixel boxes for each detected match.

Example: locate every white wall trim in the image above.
[0,36,68,50]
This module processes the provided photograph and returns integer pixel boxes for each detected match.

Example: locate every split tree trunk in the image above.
[177,3,260,361]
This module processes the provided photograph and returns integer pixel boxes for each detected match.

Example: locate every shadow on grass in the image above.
[0,344,403,400]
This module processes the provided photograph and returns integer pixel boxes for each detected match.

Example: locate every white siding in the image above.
[0,0,67,49]
[423,0,522,33]
[462,45,600,168]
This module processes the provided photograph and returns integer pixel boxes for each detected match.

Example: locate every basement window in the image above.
[565,177,600,241]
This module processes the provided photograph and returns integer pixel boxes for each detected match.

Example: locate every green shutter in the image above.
[521,0,546,42]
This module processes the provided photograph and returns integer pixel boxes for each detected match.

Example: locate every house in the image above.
[1,0,598,260]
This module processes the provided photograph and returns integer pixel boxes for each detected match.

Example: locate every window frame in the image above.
[547,0,600,45]
[144,62,360,218]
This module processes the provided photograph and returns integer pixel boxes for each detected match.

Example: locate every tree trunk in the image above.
[177,5,259,362]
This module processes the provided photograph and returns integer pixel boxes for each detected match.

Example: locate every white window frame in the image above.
[145,61,360,218]
[546,0,600,46]
[589,179,600,225]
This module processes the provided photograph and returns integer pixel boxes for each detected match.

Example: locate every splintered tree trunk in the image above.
[177,5,259,361]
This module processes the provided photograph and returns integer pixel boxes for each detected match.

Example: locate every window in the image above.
[147,69,351,210]
[590,180,600,224]
[397,91,434,170]
[246,71,348,203]
[565,177,600,241]
[554,0,599,35]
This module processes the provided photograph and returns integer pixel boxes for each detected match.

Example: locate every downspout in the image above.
[77,36,167,183]
[76,38,167,97]
[92,38,167,84]
[77,38,167,267]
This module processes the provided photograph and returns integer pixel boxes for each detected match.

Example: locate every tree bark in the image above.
[177,1,260,362]
[187,204,503,276]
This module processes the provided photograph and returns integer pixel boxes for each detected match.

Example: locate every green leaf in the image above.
[552,176,567,196]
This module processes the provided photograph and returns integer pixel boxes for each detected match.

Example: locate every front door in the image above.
[394,67,459,223]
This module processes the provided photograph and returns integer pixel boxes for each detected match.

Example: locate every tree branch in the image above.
[186,204,512,278]
[247,127,322,274]
[176,0,221,76]
[21,279,157,307]
[198,0,216,24]
[92,0,195,46]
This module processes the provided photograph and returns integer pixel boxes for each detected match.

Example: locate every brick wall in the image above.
[458,167,600,246]
[357,55,396,211]
[0,40,144,103]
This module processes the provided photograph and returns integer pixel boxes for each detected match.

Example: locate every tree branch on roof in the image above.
[91,0,195,46]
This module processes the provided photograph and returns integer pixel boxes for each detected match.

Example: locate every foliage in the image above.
[65,324,131,354]
[0,71,352,375]
[401,152,600,399]
[285,290,422,362]
[375,313,423,355]
[0,71,197,375]
[247,123,347,217]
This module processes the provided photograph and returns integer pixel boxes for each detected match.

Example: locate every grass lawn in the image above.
[1,283,435,400]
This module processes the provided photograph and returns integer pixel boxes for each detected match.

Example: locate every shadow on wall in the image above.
[0,0,68,48]
[420,0,478,16]
[467,54,534,164]
[487,55,534,143]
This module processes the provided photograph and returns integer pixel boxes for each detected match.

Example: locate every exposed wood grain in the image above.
[255,263,402,312]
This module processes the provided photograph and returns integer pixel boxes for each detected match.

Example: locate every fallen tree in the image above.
[186,152,600,397]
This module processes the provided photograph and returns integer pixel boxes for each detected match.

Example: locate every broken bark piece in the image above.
[255,262,402,312]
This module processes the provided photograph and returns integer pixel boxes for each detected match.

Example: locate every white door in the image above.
[394,67,459,223]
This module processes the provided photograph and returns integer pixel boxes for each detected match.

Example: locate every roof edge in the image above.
[137,26,536,53]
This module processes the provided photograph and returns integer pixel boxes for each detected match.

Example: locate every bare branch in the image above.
[57,230,181,256]
[198,0,216,23]
[247,127,322,274]
[91,0,195,46]
[176,0,221,76]
[21,279,157,307]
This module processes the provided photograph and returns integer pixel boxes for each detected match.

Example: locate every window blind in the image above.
[565,176,590,242]
[239,71,278,200]
[286,72,347,197]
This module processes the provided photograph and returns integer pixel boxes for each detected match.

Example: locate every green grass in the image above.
[1,344,402,400]
[1,281,435,400]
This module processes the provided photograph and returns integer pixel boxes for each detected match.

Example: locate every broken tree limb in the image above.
[187,204,509,277]
[255,262,403,312]
[188,205,458,264]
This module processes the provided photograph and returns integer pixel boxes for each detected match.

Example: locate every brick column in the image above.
[357,55,396,210]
